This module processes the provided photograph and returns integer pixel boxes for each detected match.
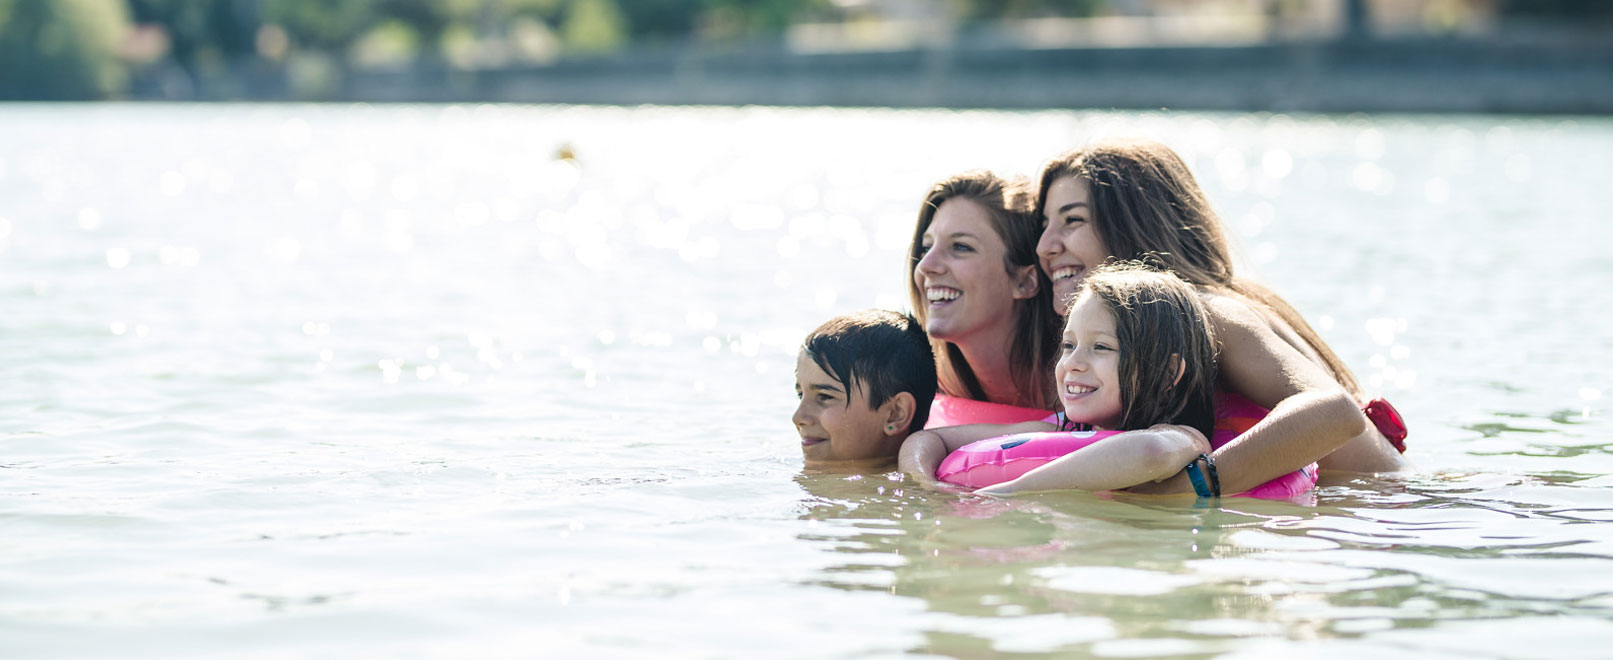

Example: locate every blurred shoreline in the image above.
[6,1,1611,115]
[334,36,1613,115]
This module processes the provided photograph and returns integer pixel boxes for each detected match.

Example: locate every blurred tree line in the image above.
[2,0,861,99]
[2,0,1610,100]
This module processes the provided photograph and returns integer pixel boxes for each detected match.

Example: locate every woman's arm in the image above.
[1129,294,1368,495]
[975,424,1210,495]
[897,421,1054,485]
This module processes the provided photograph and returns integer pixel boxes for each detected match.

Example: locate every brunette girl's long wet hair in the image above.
[906,171,1062,410]
[1075,262,1218,439]
[1037,139,1362,396]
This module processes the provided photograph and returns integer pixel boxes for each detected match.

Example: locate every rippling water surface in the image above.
[2,104,1610,658]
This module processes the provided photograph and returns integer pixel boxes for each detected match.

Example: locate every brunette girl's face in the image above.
[1038,176,1112,316]
[1055,293,1125,429]
[914,198,1037,344]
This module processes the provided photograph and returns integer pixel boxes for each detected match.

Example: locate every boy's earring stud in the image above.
[886,424,897,432]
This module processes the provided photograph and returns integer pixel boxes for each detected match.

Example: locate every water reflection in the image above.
[791,465,1613,655]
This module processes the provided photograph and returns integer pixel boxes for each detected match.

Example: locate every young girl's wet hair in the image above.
[905,170,1062,410]
[1074,261,1218,440]
[803,309,938,433]
[1038,139,1361,395]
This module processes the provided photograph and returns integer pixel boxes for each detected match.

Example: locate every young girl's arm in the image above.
[898,421,1055,485]
[974,424,1210,495]
[1129,295,1368,495]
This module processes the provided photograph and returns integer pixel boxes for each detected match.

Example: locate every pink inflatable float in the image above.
[928,392,1318,499]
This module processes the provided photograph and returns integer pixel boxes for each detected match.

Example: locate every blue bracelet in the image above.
[1184,453,1220,498]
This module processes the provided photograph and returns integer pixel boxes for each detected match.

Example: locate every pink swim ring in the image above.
[929,392,1318,500]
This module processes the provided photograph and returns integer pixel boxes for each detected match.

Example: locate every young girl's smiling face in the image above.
[1055,293,1125,429]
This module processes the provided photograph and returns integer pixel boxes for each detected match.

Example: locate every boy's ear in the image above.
[1170,353,1186,387]
[881,392,918,436]
[1010,265,1039,300]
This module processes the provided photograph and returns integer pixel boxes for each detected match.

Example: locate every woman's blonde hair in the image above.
[906,171,1062,410]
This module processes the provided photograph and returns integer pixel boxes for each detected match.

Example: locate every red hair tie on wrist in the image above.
[1363,398,1408,454]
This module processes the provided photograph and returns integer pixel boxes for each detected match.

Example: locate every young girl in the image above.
[899,262,1218,495]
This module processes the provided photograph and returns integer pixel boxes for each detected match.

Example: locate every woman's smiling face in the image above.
[1038,176,1112,316]
[914,198,1035,344]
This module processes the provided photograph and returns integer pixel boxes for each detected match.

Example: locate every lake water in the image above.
[2,103,1611,658]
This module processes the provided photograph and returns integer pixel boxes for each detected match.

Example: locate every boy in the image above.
[793,309,937,472]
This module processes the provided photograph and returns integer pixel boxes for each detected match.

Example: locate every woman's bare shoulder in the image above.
[1196,289,1268,334]
[1199,288,1327,365]
[1197,288,1339,397]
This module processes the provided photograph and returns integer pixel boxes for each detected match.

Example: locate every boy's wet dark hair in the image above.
[802,309,937,433]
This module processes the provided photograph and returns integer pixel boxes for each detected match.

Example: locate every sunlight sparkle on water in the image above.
[1351,162,1392,194]
[77,207,102,230]
[343,161,378,200]
[280,117,312,150]
[1215,147,1249,192]
[1364,317,1406,347]
[685,310,718,331]
[1355,129,1387,161]
[1424,176,1451,204]
[159,245,201,267]
[1261,148,1293,180]
[266,237,302,262]
[160,171,187,197]
[1505,153,1532,182]
[775,236,800,258]
[1038,566,1200,596]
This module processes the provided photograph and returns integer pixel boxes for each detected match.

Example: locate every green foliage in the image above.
[262,0,382,52]
[951,0,1101,21]
[562,0,626,54]
[350,18,423,65]
[702,0,831,37]
[1499,0,1613,21]
[128,0,256,56]
[613,0,696,41]
[0,0,131,99]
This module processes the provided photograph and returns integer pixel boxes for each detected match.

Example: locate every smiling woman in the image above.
[905,171,1062,412]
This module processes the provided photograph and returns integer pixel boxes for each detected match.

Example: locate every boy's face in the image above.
[793,352,902,467]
